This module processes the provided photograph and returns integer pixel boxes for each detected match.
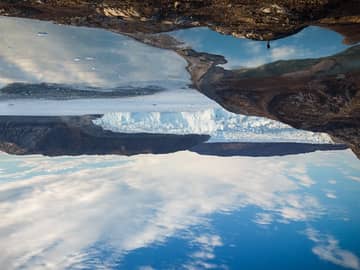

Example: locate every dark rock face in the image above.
[0,0,359,43]
[0,116,210,156]
[190,46,360,157]
[190,142,348,157]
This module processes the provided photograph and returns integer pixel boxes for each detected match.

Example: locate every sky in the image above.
[170,26,353,69]
[0,150,359,269]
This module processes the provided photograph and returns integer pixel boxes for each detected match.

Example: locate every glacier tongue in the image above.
[93,109,333,144]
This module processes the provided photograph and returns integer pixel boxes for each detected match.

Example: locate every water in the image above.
[0,16,190,89]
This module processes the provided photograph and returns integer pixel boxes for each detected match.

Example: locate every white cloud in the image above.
[194,235,223,248]
[271,46,298,59]
[139,266,155,270]
[0,150,357,269]
[289,166,316,187]
[227,58,267,69]
[254,213,273,225]
[325,191,337,199]
[184,234,225,270]
[305,228,360,270]
[270,45,315,62]
[349,176,360,182]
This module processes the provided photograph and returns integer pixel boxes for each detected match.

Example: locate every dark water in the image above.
[0,16,359,270]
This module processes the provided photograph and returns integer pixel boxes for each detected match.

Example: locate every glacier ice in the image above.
[93,108,333,144]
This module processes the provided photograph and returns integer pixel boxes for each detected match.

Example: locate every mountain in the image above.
[189,45,360,157]
[0,115,347,157]
[0,115,209,156]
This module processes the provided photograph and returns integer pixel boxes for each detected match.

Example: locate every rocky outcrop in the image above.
[0,0,359,43]
[0,116,209,156]
[189,45,360,158]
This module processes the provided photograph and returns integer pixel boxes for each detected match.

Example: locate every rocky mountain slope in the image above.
[190,46,360,157]
[0,0,359,43]
[0,115,209,156]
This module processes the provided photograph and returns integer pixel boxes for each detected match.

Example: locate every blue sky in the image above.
[171,26,353,68]
[0,150,359,269]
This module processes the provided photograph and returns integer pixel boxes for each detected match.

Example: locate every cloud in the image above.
[271,46,298,59]
[139,266,155,270]
[0,150,356,269]
[288,165,315,187]
[184,234,226,270]
[349,176,360,182]
[254,213,273,225]
[325,191,337,199]
[305,228,360,270]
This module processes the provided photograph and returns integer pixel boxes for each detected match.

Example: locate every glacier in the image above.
[93,108,333,144]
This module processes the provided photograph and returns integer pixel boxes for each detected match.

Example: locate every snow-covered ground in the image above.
[93,108,333,144]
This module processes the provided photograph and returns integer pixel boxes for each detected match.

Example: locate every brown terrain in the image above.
[0,0,359,157]
[0,0,359,43]
[191,46,360,158]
